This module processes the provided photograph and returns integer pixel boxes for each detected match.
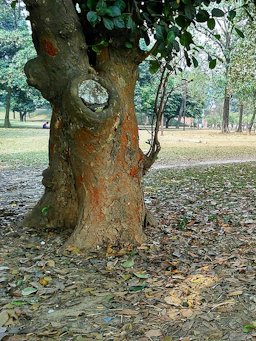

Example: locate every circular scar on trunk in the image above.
[78,80,109,112]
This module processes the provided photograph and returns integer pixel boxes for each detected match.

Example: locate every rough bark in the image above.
[23,0,146,251]
[237,102,243,133]
[4,87,12,128]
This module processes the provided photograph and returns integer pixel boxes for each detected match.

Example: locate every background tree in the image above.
[229,4,256,133]
[0,0,46,127]
[22,0,249,252]
[194,1,247,132]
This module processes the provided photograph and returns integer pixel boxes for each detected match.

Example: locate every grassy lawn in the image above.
[140,129,256,165]
[0,128,49,167]
[1,125,256,168]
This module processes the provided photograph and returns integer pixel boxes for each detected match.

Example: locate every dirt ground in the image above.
[0,161,256,341]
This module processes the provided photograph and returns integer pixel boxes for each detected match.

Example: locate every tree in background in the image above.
[230,4,256,133]
[0,0,47,127]
[194,2,247,132]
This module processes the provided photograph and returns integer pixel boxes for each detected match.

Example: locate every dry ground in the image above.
[0,129,256,341]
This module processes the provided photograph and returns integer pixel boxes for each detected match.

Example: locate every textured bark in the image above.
[4,87,11,128]
[222,87,230,133]
[237,102,243,133]
[23,0,146,251]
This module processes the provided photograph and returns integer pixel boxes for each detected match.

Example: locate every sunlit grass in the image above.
[1,127,256,168]
[0,128,49,167]
[139,129,256,164]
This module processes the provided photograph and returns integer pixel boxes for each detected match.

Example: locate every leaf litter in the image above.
[0,162,256,340]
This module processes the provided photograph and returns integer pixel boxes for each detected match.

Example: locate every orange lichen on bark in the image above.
[41,38,59,57]
[75,175,84,188]
[130,166,138,177]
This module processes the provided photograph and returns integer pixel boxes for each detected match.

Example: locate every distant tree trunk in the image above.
[165,117,171,128]
[222,87,230,133]
[4,87,12,128]
[247,93,256,134]
[237,102,243,133]
[13,111,16,119]
[177,101,184,128]
[19,111,27,122]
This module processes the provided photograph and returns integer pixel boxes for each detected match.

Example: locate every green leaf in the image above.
[103,17,114,30]
[184,50,191,67]
[167,31,175,44]
[133,272,150,279]
[228,9,236,21]
[125,41,133,49]
[41,206,49,216]
[11,300,26,306]
[87,0,96,10]
[180,31,193,47]
[175,15,187,28]
[173,40,180,52]
[96,0,107,15]
[21,287,38,296]
[196,9,209,23]
[214,34,221,40]
[113,17,125,29]
[155,25,166,42]
[11,1,17,9]
[87,11,100,26]
[129,284,147,292]
[235,28,245,38]
[242,323,256,333]
[121,258,134,268]
[192,56,198,68]
[106,5,121,17]
[211,8,225,17]
[126,16,136,30]
[184,4,196,20]
[149,60,160,74]
[209,59,217,69]
[207,18,216,30]
[92,45,100,53]
[114,0,126,11]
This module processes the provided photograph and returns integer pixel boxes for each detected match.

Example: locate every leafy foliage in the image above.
[0,0,48,120]
[73,0,237,67]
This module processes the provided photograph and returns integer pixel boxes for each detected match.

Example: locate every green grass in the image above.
[0,107,51,129]
[140,129,256,164]
[1,126,256,168]
[0,128,49,167]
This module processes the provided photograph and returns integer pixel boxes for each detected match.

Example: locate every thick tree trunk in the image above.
[23,0,146,251]
[222,88,230,133]
[237,102,243,133]
[4,87,12,128]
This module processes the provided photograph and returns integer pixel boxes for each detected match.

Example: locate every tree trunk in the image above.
[247,92,256,134]
[237,102,243,133]
[222,87,230,133]
[165,117,171,128]
[4,87,12,128]
[23,0,146,252]
[177,100,184,128]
